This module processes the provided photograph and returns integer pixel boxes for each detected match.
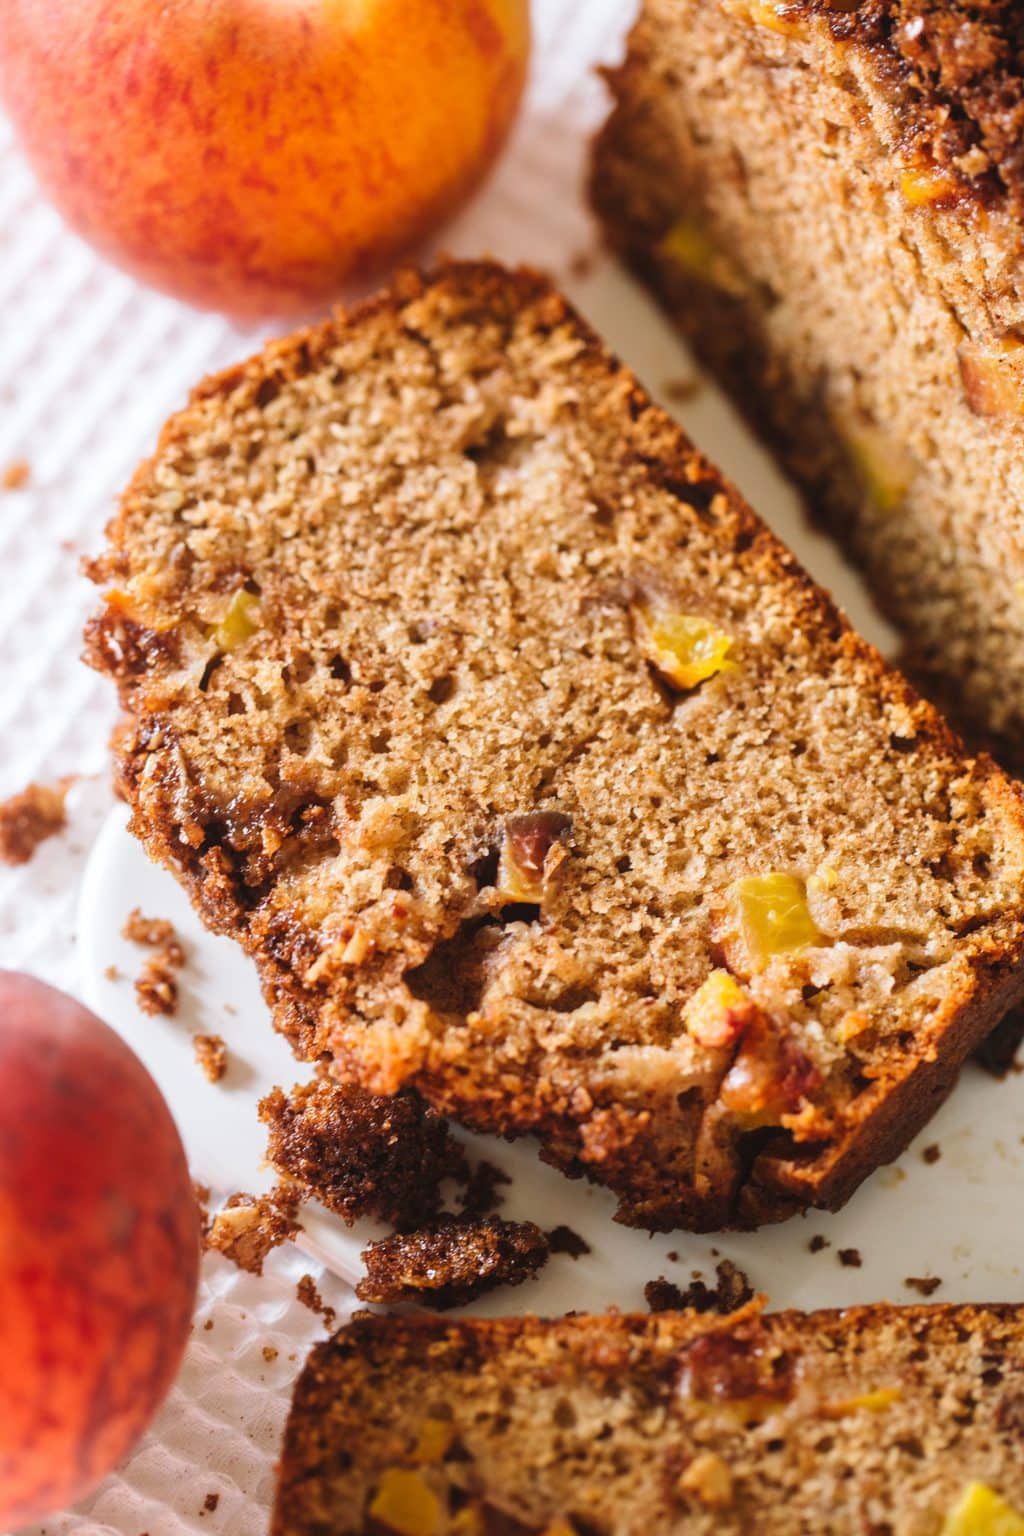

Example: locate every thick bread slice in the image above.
[84,261,1024,1231]
[273,1304,1024,1535]
[590,0,1024,769]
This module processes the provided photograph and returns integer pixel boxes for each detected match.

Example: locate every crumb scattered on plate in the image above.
[356,1216,550,1310]
[296,1274,337,1331]
[260,1078,468,1230]
[809,1234,830,1254]
[548,1224,591,1259]
[662,375,702,403]
[646,1259,753,1315]
[922,1143,941,1165]
[0,779,69,866]
[205,1187,299,1275]
[2,458,30,491]
[193,1032,227,1083]
[904,1275,943,1296]
[123,908,186,1016]
[838,1247,863,1268]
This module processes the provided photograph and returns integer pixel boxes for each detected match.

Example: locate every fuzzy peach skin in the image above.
[0,973,199,1528]
[0,0,530,316]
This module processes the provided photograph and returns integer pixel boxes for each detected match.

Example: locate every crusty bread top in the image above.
[84,261,1024,1230]
[273,1303,1024,1535]
[728,2,1024,222]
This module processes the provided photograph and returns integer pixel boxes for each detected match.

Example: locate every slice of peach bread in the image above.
[273,1304,1024,1536]
[85,261,1024,1231]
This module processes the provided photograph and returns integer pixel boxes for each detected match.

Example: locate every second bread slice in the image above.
[85,262,1024,1230]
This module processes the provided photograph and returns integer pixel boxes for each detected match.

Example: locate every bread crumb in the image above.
[809,1234,830,1253]
[262,1345,279,1363]
[193,1181,211,1238]
[122,907,182,952]
[662,375,702,404]
[357,1217,550,1310]
[260,1078,468,1231]
[568,249,597,280]
[193,1032,227,1083]
[2,458,30,491]
[135,956,180,1017]
[645,1276,687,1312]
[647,1259,753,1315]
[0,780,69,866]
[296,1274,337,1331]
[203,1319,214,1331]
[124,910,186,1017]
[458,1158,510,1218]
[838,1248,863,1268]
[904,1275,943,1296]
[548,1224,591,1259]
[922,1143,942,1165]
[202,1494,218,1514]
[104,964,121,982]
[205,1187,299,1275]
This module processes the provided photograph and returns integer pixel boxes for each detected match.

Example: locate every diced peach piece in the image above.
[634,606,736,692]
[367,1468,442,1536]
[684,969,757,1050]
[900,165,960,207]
[734,873,820,963]
[939,1482,1024,1536]
[959,336,1024,419]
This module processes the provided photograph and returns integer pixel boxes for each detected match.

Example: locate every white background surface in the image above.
[3,2,1024,1532]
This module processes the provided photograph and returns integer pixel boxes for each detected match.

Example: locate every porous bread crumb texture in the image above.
[273,1304,1024,1536]
[0,780,67,866]
[591,0,1024,768]
[84,261,1024,1231]
[356,1215,550,1310]
[260,1078,469,1231]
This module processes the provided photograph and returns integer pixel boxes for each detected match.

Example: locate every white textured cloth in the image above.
[0,4,635,1531]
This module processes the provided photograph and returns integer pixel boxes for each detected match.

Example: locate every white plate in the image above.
[76,260,1024,1319]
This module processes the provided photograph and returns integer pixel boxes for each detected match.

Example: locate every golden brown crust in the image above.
[84,259,1024,1232]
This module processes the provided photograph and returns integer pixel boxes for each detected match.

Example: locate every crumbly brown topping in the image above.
[803,0,1024,218]
[123,908,186,1017]
[260,1079,468,1231]
[205,1187,299,1275]
[356,1216,550,1310]
[135,953,181,1017]
[122,907,181,950]
[647,1259,754,1315]
[0,780,68,866]
[193,1032,228,1083]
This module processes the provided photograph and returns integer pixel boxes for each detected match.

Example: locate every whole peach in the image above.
[0,973,199,1527]
[0,0,530,316]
